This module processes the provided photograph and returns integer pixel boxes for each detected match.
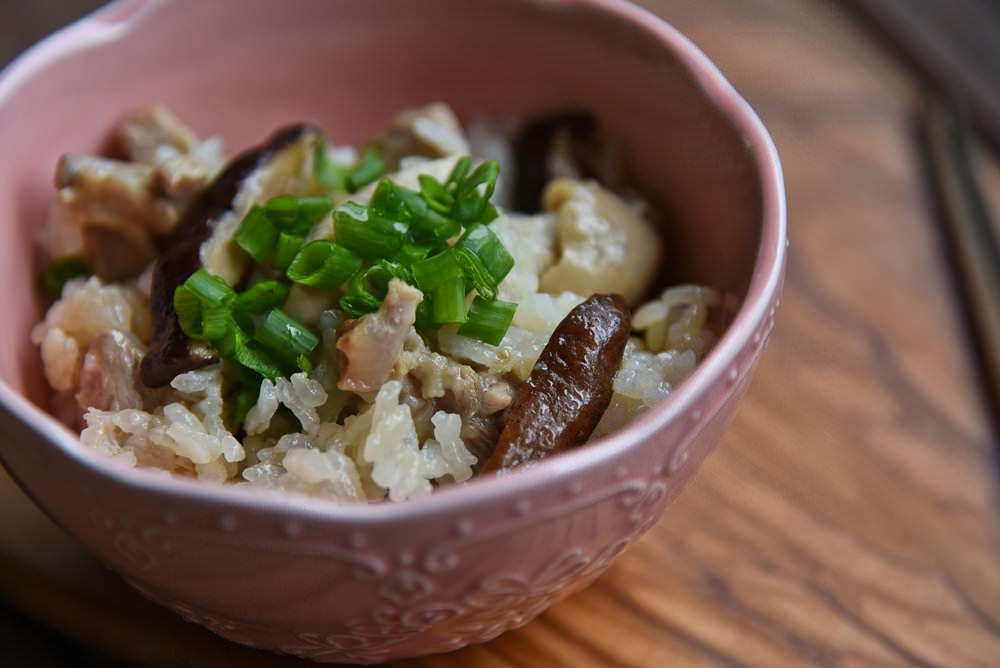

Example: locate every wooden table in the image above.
[2,0,999,666]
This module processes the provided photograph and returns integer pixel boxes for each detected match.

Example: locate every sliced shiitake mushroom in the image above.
[140,124,320,387]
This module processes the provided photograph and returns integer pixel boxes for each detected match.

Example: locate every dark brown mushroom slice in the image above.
[140,124,318,388]
[512,110,626,213]
[483,293,631,473]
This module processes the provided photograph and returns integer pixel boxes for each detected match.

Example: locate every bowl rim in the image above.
[0,0,786,524]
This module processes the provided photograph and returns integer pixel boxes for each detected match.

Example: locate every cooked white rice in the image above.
[38,106,722,503]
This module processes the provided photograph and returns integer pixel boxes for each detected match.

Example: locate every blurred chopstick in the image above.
[915,95,1000,424]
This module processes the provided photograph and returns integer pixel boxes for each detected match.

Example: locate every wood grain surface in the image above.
[2,0,999,666]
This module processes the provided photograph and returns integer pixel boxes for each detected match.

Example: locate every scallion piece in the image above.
[286,240,361,289]
[296,354,313,374]
[409,207,461,247]
[415,299,435,334]
[452,188,488,223]
[314,139,351,192]
[410,248,464,293]
[233,280,289,315]
[446,156,471,189]
[431,277,468,325]
[228,329,285,380]
[273,232,304,272]
[228,385,259,430]
[458,296,517,346]
[255,309,320,358]
[457,223,515,284]
[392,241,431,267]
[263,195,332,236]
[174,285,231,341]
[235,206,279,262]
[173,285,204,339]
[262,194,301,217]
[334,202,406,258]
[346,148,385,193]
[457,160,499,200]
[39,256,91,297]
[417,174,454,213]
[369,179,427,223]
[340,260,410,316]
[185,269,236,308]
[478,202,499,225]
[453,247,497,300]
[340,293,380,317]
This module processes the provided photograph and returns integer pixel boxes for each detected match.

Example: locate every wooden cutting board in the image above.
[3,0,999,666]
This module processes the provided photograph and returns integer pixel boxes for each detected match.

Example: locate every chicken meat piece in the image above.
[76,330,147,414]
[114,105,200,163]
[540,178,662,306]
[371,103,469,171]
[114,105,224,202]
[336,279,423,396]
[39,106,224,283]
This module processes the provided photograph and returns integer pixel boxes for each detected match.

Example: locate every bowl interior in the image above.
[0,0,762,411]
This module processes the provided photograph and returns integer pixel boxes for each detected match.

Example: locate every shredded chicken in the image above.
[336,279,423,396]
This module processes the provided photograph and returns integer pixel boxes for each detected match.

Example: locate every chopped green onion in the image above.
[225,328,284,380]
[199,304,232,341]
[314,139,351,192]
[233,280,289,314]
[457,160,499,200]
[174,285,231,341]
[286,240,361,289]
[173,285,203,339]
[273,232,305,272]
[235,206,278,262]
[262,194,301,217]
[297,196,334,221]
[334,202,406,258]
[415,299,435,334]
[369,179,427,223]
[453,188,489,223]
[39,257,91,297]
[346,148,385,192]
[418,174,454,212]
[477,202,499,225]
[457,223,515,284]
[431,277,468,325]
[458,296,517,346]
[392,241,431,267]
[296,354,313,373]
[255,309,319,358]
[411,248,464,293]
[185,269,235,308]
[264,195,332,236]
[453,247,497,300]
[340,260,410,316]
[340,293,380,317]
[228,385,259,430]
[409,207,461,247]
[446,156,471,189]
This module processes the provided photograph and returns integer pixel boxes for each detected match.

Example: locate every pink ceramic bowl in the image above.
[0,0,785,663]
